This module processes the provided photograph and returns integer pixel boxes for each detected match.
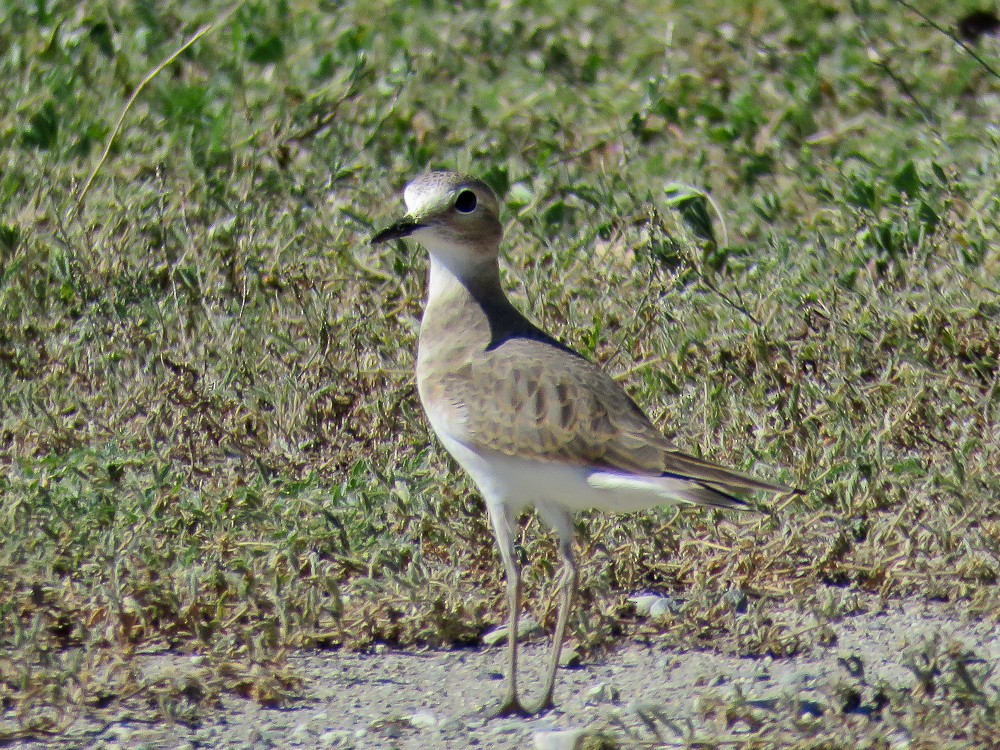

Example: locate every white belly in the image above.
[429,420,696,519]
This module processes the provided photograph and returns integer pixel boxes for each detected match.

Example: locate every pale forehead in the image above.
[403,171,498,213]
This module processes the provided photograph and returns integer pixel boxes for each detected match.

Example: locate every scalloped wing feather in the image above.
[420,336,791,497]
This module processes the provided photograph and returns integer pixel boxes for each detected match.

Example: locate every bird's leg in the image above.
[493,563,528,717]
[488,505,530,718]
[530,525,578,714]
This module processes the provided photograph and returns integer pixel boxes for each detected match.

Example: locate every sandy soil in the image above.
[11,597,999,749]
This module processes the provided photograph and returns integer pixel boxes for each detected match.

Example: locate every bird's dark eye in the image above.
[454,190,477,213]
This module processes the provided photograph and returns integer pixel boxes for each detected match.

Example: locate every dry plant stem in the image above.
[889,0,1000,80]
[70,1,247,222]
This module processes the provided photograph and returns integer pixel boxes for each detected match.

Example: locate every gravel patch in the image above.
[9,597,998,749]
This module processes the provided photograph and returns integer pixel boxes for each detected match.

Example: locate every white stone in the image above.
[409,710,438,728]
[534,728,585,750]
[482,617,541,645]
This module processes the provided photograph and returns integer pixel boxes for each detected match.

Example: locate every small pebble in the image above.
[382,724,402,739]
[629,594,660,616]
[585,681,620,704]
[534,728,585,750]
[649,596,683,617]
[492,721,524,735]
[409,710,437,729]
[319,730,354,746]
[482,617,542,645]
[439,717,465,733]
[559,646,582,668]
[630,594,683,617]
[723,588,749,613]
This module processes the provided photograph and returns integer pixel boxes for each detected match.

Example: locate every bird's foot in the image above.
[486,693,533,719]
[484,691,554,719]
[525,695,554,715]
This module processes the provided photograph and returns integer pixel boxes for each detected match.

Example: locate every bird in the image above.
[371,171,795,716]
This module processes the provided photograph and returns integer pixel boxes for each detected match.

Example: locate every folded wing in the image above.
[422,335,793,505]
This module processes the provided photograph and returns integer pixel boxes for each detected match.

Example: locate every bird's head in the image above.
[371,171,503,276]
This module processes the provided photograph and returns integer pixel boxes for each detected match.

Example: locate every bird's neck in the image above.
[419,253,526,368]
[426,253,504,308]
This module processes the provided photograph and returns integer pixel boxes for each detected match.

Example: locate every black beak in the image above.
[370,218,426,245]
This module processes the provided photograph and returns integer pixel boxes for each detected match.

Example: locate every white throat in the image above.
[416,230,500,302]
[427,254,466,302]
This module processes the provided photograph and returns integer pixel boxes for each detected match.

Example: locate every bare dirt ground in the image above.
[11,597,999,750]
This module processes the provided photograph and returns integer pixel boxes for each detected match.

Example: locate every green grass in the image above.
[1,0,998,744]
